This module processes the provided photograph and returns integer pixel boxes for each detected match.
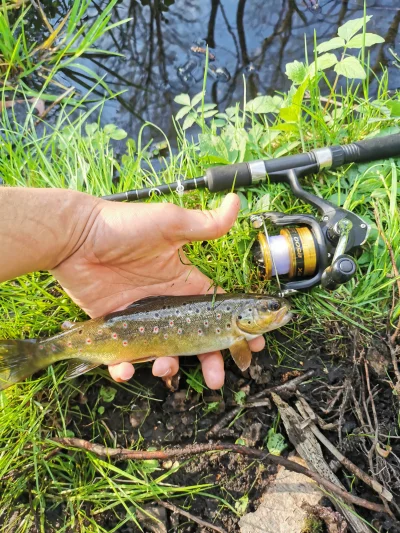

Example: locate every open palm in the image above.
[51,193,264,389]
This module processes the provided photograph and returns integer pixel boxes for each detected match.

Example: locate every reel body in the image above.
[250,167,369,293]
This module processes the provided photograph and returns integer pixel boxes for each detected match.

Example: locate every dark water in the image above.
[50,1,400,142]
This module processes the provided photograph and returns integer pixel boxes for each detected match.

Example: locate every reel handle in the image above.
[321,254,357,290]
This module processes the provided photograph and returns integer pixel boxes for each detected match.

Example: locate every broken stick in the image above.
[157,501,227,533]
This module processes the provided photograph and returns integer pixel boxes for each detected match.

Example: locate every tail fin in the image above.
[0,340,45,390]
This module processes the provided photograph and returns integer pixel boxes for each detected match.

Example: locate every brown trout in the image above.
[0,294,291,390]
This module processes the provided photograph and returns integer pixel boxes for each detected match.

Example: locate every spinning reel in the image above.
[250,167,369,294]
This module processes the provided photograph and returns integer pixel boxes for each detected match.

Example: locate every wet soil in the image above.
[61,326,400,532]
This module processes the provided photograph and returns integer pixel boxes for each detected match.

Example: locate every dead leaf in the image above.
[0,97,45,116]
[376,442,392,459]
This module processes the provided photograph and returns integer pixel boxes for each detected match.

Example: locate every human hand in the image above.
[51,193,265,389]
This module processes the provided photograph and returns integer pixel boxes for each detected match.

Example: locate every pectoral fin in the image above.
[65,360,101,379]
[229,339,252,371]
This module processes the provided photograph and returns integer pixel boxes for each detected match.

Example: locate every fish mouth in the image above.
[272,306,292,328]
[279,309,292,326]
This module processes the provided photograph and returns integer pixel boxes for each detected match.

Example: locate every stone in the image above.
[239,456,323,533]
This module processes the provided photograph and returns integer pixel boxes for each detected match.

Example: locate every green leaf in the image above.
[385,100,400,117]
[279,77,309,122]
[99,385,117,403]
[245,95,283,113]
[140,459,159,473]
[175,105,191,121]
[199,133,230,163]
[279,105,298,123]
[285,60,308,84]
[197,103,217,112]
[260,130,281,148]
[225,106,237,118]
[98,405,105,415]
[334,56,366,79]
[266,428,287,456]
[234,390,247,406]
[85,123,98,136]
[190,90,205,107]
[222,125,248,163]
[126,138,136,153]
[182,113,197,130]
[109,128,127,141]
[212,119,226,128]
[174,93,191,106]
[185,367,205,394]
[346,32,385,49]
[337,15,372,42]
[104,124,117,136]
[315,37,345,54]
[235,495,249,516]
[203,110,218,118]
[309,53,338,77]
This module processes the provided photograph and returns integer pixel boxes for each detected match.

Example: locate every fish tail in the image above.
[0,339,53,390]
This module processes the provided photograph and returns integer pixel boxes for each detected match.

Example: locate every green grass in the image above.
[0,0,127,104]
[0,7,400,532]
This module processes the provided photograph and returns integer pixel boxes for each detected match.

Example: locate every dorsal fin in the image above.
[125,295,171,309]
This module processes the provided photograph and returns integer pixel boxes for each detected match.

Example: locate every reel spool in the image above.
[255,226,317,281]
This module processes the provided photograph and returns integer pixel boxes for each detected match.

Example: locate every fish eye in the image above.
[268,300,281,311]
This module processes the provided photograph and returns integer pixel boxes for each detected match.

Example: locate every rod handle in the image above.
[331,133,400,168]
[205,163,252,192]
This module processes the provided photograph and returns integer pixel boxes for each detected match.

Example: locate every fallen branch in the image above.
[51,437,388,515]
[157,501,227,533]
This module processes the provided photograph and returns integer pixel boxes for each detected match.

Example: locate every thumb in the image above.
[173,193,240,243]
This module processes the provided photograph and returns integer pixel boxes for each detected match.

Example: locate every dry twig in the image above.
[207,370,314,437]
[157,501,227,533]
[34,87,75,126]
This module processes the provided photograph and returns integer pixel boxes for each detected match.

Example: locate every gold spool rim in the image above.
[296,226,317,276]
[257,232,273,279]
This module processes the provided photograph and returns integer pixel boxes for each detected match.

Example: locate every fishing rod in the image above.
[102,133,400,294]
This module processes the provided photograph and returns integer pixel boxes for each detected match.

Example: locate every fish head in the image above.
[235,296,292,335]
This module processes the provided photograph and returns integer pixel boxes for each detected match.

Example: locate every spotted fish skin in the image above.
[0,294,291,390]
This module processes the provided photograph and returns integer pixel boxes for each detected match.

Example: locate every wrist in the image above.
[0,187,101,281]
